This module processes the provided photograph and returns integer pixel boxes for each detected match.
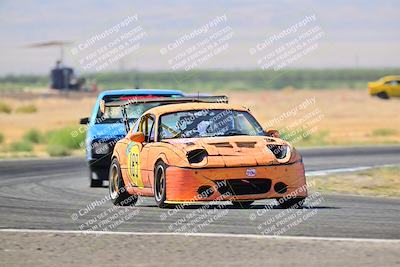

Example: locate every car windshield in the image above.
[95,95,181,124]
[96,103,164,124]
[159,109,264,139]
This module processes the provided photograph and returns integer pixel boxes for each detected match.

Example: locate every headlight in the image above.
[267,144,291,163]
[187,149,208,164]
[92,142,110,155]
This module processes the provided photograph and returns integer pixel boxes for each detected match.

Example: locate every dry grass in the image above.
[225,89,400,145]
[15,104,38,114]
[0,92,95,157]
[0,89,399,157]
[308,166,400,197]
[0,95,95,143]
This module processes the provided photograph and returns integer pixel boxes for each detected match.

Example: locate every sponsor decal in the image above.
[246,168,256,177]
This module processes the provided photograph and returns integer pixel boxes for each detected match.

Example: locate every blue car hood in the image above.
[87,122,127,142]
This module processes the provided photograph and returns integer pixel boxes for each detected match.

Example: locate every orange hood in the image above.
[162,136,295,167]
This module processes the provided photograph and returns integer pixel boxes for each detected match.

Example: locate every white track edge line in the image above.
[305,164,399,176]
[0,229,399,243]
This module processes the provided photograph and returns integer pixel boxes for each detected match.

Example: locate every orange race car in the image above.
[108,98,307,208]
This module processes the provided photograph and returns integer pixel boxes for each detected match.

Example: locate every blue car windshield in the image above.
[95,95,181,124]
[96,103,163,124]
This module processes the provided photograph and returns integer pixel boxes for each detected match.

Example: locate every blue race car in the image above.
[80,89,184,187]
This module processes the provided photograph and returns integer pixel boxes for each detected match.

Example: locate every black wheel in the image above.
[277,197,305,209]
[231,201,254,208]
[109,158,137,206]
[89,168,107,187]
[90,178,103,188]
[154,161,168,208]
[377,91,389,99]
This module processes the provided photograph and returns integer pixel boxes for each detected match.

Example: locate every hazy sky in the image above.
[0,0,399,75]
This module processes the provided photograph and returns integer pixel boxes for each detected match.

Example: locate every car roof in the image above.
[144,102,249,116]
[381,75,400,81]
[98,89,184,98]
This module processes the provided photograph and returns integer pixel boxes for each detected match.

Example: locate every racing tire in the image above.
[89,169,107,188]
[109,158,137,206]
[90,178,103,188]
[277,197,306,209]
[231,201,254,208]
[376,91,389,99]
[154,161,169,208]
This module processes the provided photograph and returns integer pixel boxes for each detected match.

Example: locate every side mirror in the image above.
[265,129,280,138]
[128,132,145,143]
[80,117,89,124]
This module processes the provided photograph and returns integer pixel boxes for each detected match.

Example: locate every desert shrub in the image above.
[47,145,71,157]
[372,128,397,137]
[0,102,12,114]
[45,127,86,157]
[0,133,4,144]
[280,128,329,146]
[280,128,311,143]
[9,140,33,152]
[309,130,330,145]
[23,129,44,144]
[46,127,86,150]
[16,104,37,113]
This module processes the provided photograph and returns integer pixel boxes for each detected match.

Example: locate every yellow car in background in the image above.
[368,75,400,99]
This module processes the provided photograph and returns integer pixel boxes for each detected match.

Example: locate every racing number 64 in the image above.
[127,145,144,188]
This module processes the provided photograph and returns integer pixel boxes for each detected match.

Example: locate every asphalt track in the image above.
[0,145,400,240]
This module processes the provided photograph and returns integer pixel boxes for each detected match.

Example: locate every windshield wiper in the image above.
[223,130,249,136]
[225,133,248,136]
[211,131,249,137]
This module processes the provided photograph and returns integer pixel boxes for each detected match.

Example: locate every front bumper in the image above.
[165,161,307,202]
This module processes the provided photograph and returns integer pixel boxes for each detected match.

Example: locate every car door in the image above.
[126,114,155,189]
[390,80,400,96]
[383,80,400,97]
[139,114,156,188]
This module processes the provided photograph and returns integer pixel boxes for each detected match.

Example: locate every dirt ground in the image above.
[0,89,399,156]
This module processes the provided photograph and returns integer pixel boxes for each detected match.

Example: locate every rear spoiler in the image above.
[101,95,228,109]
[100,95,229,133]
